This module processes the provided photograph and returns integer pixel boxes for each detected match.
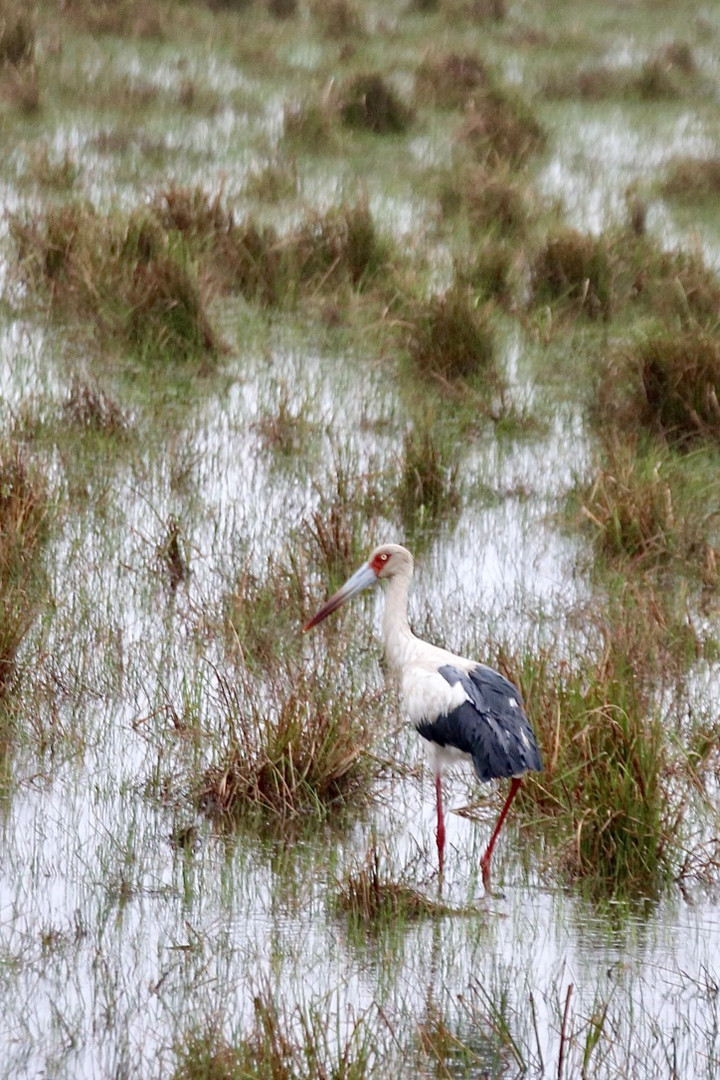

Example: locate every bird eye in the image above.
[380,553,388,562]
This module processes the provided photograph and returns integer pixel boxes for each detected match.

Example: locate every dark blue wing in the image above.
[415,663,542,783]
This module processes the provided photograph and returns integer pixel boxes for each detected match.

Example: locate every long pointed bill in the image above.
[303,562,378,632]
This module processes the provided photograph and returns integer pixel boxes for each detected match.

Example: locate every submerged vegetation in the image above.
[3,0,720,1076]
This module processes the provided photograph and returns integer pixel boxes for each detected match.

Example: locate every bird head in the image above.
[303,544,413,631]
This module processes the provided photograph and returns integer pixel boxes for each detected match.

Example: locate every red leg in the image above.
[481,776,522,890]
[435,772,445,877]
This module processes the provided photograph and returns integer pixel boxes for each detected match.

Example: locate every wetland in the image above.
[2,0,720,1076]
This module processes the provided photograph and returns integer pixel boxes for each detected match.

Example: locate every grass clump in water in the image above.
[0,444,50,696]
[340,73,414,134]
[19,142,79,192]
[207,201,392,307]
[500,628,685,899]
[63,376,128,435]
[310,0,365,39]
[0,6,34,66]
[336,842,447,924]
[404,284,499,389]
[439,164,531,237]
[10,201,221,363]
[456,238,517,307]
[596,329,720,446]
[576,436,718,573]
[542,43,698,102]
[456,85,545,170]
[198,660,378,823]
[415,50,490,110]
[395,419,461,537]
[530,227,612,320]
[289,201,391,291]
[660,156,720,200]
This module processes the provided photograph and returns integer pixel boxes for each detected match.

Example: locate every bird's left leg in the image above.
[480,776,522,889]
[435,772,445,878]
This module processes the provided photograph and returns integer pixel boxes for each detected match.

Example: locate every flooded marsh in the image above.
[2,0,720,1077]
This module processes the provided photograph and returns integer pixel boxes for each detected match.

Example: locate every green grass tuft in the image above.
[498,621,695,899]
[10,201,222,363]
[404,284,499,387]
[173,991,373,1080]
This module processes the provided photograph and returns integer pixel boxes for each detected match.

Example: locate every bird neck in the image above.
[381,572,416,673]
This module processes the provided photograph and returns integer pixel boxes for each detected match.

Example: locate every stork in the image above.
[303,543,542,889]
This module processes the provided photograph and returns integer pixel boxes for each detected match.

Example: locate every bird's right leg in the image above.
[435,772,445,877]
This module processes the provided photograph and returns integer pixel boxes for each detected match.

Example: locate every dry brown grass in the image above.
[63,376,128,434]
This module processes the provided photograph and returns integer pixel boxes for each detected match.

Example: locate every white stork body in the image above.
[304,543,542,888]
